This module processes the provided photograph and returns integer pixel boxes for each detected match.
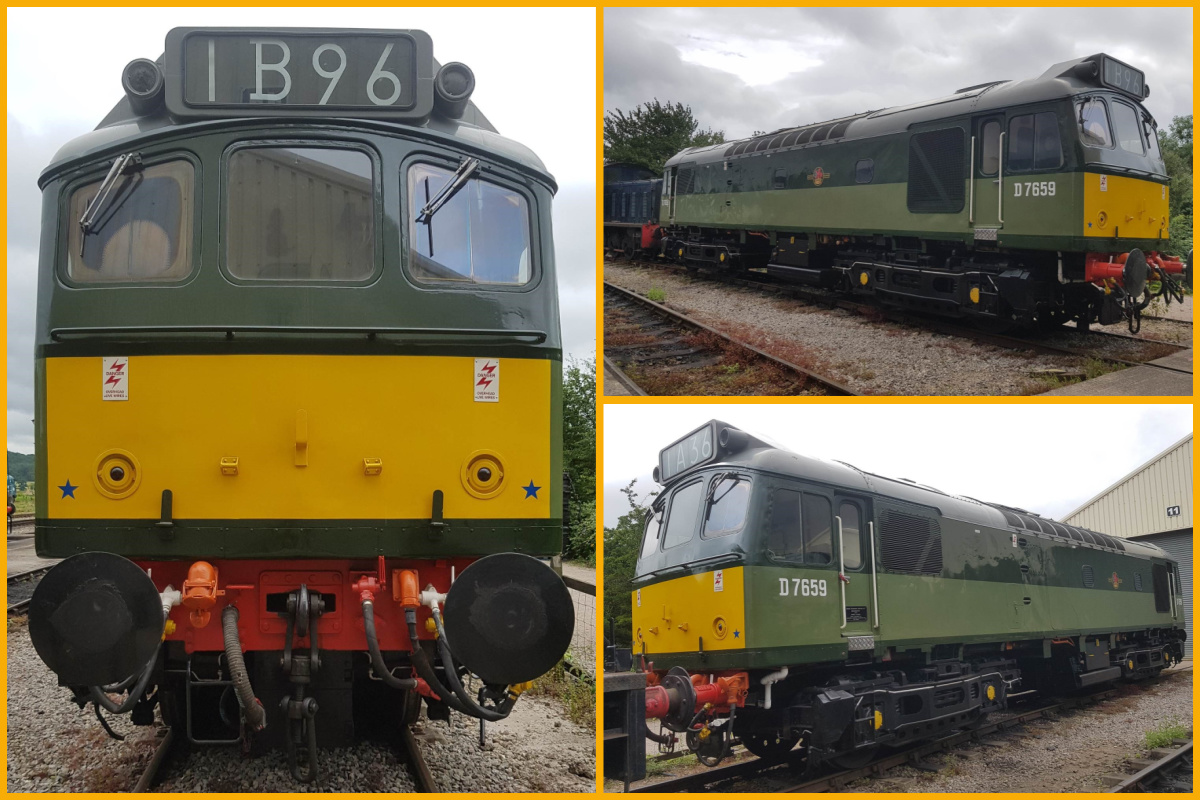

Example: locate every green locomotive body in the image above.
[632,421,1186,767]
[656,54,1185,328]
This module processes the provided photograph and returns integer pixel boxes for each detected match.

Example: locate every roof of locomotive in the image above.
[674,423,1168,561]
[665,53,1155,170]
[41,53,550,187]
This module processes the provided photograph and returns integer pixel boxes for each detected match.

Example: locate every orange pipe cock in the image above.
[181,561,223,628]
[393,569,420,609]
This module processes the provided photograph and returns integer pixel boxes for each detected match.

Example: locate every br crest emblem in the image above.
[1109,572,1122,589]
[807,167,831,186]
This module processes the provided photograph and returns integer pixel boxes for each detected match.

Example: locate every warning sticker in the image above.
[474,358,499,402]
[1099,175,1107,192]
[102,357,129,401]
[714,569,724,593]
[636,589,642,608]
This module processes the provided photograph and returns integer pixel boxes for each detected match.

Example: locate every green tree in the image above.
[602,480,657,649]
[1159,114,1193,259]
[604,100,725,175]
[562,357,596,563]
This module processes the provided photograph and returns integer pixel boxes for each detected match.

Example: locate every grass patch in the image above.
[645,752,696,777]
[1143,720,1190,750]
[646,287,666,303]
[530,659,595,730]
[14,493,34,513]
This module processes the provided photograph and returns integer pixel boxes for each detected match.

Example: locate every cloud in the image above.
[604,7,1193,140]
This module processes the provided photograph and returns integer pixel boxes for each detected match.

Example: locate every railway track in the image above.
[130,724,439,792]
[1105,738,1193,793]
[629,676,1189,794]
[609,258,1191,381]
[7,565,52,614]
[604,282,858,396]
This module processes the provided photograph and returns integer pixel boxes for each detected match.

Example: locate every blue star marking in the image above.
[733,629,740,639]
[522,480,541,499]
[59,480,78,499]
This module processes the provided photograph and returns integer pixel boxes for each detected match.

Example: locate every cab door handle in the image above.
[295,410,308,467]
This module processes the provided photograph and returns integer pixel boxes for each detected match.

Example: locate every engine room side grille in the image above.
[1082,565,1095,588]
[879,507,943,575]
[906,128,965,214]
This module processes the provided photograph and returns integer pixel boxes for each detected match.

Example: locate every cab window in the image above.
[1077,99,1113,148]
[802,494,834,565]
[67,159,195,283]
[1007,112,1062,172]
[767,489,832,565]
[639,506,664,560]
[407,162,531,286]
[662,480,703,549]
[980,121,1001,175]
[840,502,863,570]
[226,147,374,281]
[1111,100,1144,154]
[702,474,750,538]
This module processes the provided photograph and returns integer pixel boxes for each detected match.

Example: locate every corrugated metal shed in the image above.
[1062,433,1192,659]
[1062,434,1192,537]
[1128,529,1193,657]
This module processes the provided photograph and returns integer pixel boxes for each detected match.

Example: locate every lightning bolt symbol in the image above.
[477,362,497,389]
[105,361,126,388]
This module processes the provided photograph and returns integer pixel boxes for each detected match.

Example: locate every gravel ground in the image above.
[414,694,595,792]
[605,263,1097,396]
[7,616,595,792]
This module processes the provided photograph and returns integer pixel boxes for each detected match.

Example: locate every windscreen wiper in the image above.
[416,156,480,225]
[78,152,142,254]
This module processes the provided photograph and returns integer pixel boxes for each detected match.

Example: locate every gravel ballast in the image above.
[604,263,1188,396]
[7,617,594,792]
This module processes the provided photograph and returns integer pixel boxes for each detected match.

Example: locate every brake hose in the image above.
[360,600,417,690]
[429,605,515,721]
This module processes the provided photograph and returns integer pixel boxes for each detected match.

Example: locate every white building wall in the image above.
[1063,435,1192,538]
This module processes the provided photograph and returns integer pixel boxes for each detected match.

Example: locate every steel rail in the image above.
[8,566,52,614]
[613,259,1190,371]
[400,726,439,792]
[133,729,178,792]
[603,355,648,396]
[604,282,860,396]
[1107,739,1192,792]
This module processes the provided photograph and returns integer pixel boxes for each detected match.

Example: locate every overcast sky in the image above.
[605,7,1193,141]
[603,404,1193,528]
[6,7,596,453]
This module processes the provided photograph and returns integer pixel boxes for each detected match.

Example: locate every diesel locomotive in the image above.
[631,421,1186,769]
[28,27,573,782]
[648,54,1187,331]
[603,162,663,255]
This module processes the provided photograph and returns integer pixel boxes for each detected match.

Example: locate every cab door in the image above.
[835,495,878,647]
[665,167,677,224]
[971,115,1004,235]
